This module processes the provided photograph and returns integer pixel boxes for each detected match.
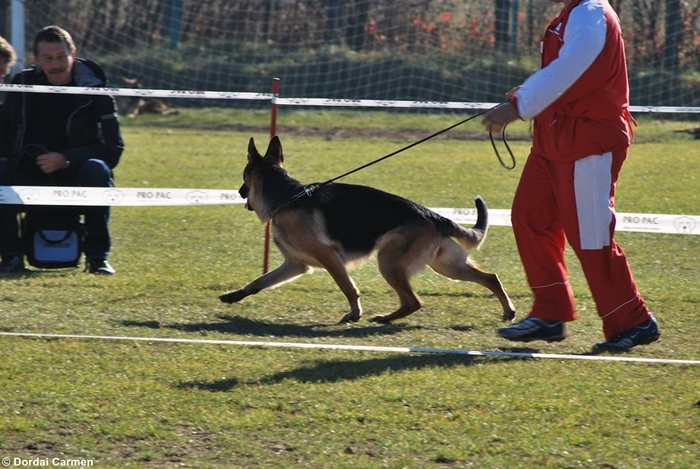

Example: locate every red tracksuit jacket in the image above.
[512,0,633,162]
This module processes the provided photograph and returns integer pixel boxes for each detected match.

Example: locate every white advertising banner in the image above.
[1,186,697,235]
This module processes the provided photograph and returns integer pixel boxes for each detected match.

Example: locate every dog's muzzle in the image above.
[239,183,254,211]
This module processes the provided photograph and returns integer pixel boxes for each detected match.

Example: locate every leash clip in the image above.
[304,184,319,197]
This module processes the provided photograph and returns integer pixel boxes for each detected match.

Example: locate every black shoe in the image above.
[87,259,116,275]
[0,256,26,273]
[497,317,567,342]
[592,315,660,353]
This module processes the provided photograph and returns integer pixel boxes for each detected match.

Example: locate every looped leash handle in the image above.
[489,125,516,170]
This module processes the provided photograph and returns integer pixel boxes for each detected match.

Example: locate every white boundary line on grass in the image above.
[1,332,698,365]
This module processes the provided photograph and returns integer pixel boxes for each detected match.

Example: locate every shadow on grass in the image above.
[418,291,532,300]
[121,314,423,339]
[121,320,161,329]
[178,377,241,392]
[0,270,42,279]
[258,354,524,384]
[177,353,525,392]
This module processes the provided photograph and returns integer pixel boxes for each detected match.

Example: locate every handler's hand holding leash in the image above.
[481,99,520,134]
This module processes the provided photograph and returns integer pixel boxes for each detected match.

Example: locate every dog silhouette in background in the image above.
[116,76,175,118]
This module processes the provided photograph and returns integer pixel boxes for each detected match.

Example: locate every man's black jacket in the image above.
[0,58,124,177]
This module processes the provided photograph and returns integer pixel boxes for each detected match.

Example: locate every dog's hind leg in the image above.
[219,260,309,304]
[369,238,426,324]
[429,239,516,321]
[369,272,423,324]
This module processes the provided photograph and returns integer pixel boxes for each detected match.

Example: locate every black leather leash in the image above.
[288,103,517,204]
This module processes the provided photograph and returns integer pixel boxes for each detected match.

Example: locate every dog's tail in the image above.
[436,196,489,250]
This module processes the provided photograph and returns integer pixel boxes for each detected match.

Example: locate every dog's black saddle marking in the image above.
[292,183,441,254]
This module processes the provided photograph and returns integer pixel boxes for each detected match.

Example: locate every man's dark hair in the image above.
[33,25,76,56]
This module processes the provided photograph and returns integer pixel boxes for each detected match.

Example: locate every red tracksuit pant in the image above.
[511,149,651,339]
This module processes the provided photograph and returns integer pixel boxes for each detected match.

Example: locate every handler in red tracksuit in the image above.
[481,0,660,352]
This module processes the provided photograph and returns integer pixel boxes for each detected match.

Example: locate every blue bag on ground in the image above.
[21,207,84,269]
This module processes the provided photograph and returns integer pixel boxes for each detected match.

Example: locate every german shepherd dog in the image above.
[219,136,516,324]
[116,76,174,118]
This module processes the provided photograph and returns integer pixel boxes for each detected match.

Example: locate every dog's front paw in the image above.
[219,290,246,304]
[369,314,392,324]
[503,309,516,322]
[339,311,362,323]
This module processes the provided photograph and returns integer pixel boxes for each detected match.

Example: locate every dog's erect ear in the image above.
[264,135,284,164]
[247,137,263,164]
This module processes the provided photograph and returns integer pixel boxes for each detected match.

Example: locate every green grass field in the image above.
[1,109,699,468]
